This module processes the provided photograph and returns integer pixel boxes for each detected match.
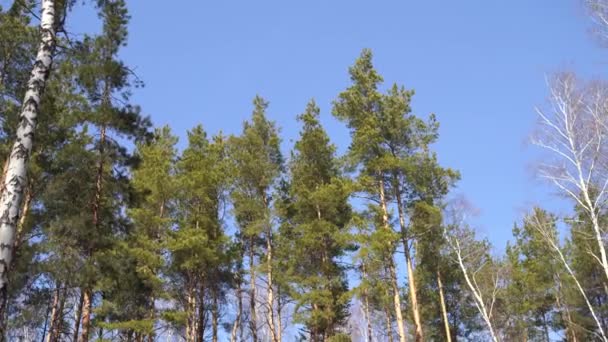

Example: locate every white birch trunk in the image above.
[0,0,56,300]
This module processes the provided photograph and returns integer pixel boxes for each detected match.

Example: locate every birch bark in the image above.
[0,0,57,308]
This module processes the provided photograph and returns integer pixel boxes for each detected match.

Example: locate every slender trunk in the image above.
[0,0,57,324]
[393,181,424,342]
[552,242,606,341]
[197,281,206,342]
[146,201,165,342]
[266,229,277,342]
[212,287,218,342]
[363,294,373,342]
[437,270,452,342]
[79,125,105,342]
[577,169,608,285]
[277,285,283,342]
[231,258,243,342]
[378,178,406,342]
[383,289,394,342]
[249,237,258,342]
[362,263,373,342]
[41,301,52,342]
[48,286,66,342]
[78,288,92,342]
[73,290,84,342]
[452,240,498,342]
[185,279,196,342]
[45,285,61,342]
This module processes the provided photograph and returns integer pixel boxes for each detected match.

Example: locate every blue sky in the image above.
[61,0,608,250]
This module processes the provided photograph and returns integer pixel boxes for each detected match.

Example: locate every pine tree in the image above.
[503,208,559,341]
[229,96,283,342]
[277,100,352,341]
[68,1,150,339]
[166,125,231,342]
[333,48,458,342]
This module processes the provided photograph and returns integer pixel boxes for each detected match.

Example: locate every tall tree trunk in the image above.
[45,285,61,342]
[197,281,206,342]
[378,178,407,342]
[79,123,106,342]
[47,285,66,342]
[212,286,219,342]
[266,229,277,342]
[231,258,243,342]
[363,271,373,342]
[11,184,32,265]
[437,270,452,342]
[73,290,84,342]
[384,288,394,342]
[393,181,424,342]
[0,183,33,317]
[277,285,282,342]
[555,276,577,342]
[0,0,57,326]
[185,278,197,342]
[78,288,92,342]
[249,237,258,342]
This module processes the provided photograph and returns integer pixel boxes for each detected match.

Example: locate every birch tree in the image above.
[525,207,608,341]
[0,0,59,318]
[443,200,501,342]
[532,73,608,285]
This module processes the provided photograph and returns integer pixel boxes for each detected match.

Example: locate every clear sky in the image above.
[61,0,608,250]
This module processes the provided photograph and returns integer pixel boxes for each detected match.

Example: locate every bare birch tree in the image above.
[525,208,608,341]
[443,199,500,342]
[532,73,608,284]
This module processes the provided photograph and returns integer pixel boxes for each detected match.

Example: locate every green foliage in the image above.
[277,100,353,340]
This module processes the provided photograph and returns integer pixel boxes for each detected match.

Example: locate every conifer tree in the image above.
[504,208,560,341]
[166,125,231,342]
[229,96,283,342]
[68,1,150,339]
[278,100,352,341]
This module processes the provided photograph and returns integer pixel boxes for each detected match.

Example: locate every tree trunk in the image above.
[231,260,243,342]
[266,229,277,342]
[437,270,452,342]
[453,241,499,342]
[0,0,57,325]
[393,182,424,342]
[363,293,373,342]
[11,184,32,265]
[277,285,283,342]
[185,278,197,342]
[45,285,61,342]
[78,288,92,342]
[73,290,84,342]
[47,285,66,342]
[197,281,206,342]
[378,178,407,342]
[383,289,394,342]
[212,286,219,342]
[249,237,258,342]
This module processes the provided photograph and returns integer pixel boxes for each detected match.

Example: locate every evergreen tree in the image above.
[68,1,150,339]
[278,100,352,341]
[166,125,231,342]
[503,208,560,341]
[229,96,283,342]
